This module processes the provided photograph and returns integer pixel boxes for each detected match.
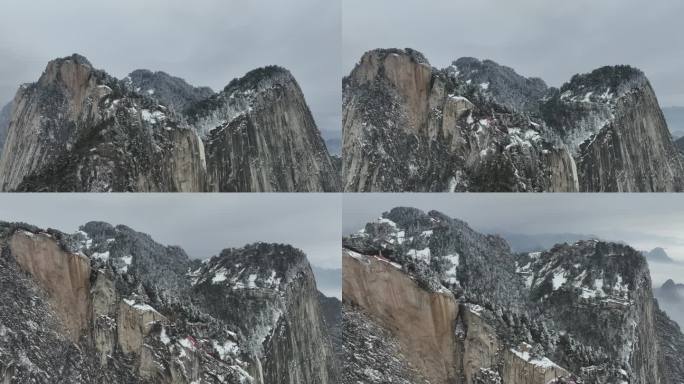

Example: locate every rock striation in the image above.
[342,207,684,383]
[0,101,11,157]
[0,54,339,191]
[0,221,338,383]
[343,49,684,192]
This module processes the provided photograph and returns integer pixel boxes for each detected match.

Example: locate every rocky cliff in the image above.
[0,54,339,191]
[0,221,337,383]
[343,49,684,192]
[342,207,684,383]
[0,101,11,157]
[188,67,339,192]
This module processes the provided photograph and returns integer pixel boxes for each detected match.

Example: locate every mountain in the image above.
[655,279,684,329]
[498,232,599,253]
[676,136,684,153]
[0,221,338,383]
[642,247,675,263]
[325,138,341,156]
[342,207,684,383]
[0,101,12,157]
[0,54,339,192]
[318,293,342,365]
[343,48,684,192]
[662,106,684,139]
[312,265,342,298]
[126,69,215,114]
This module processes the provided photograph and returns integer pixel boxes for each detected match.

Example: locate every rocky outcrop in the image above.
[8,230,91,341]
[0,221,337,383]
[192,67,339,192]
[0,55,339,191]
[318,293,342,365]
[343,48,684,192]
[343,249,459,384]
[342,207,684,383]
[126,69,214,114]
[342,303,431,384]
[0,101,11,157]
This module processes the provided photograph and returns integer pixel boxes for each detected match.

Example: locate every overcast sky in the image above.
[343,0,684,107]
[0,0,341,141]
[343,194,684,287]
[0,194,342,296]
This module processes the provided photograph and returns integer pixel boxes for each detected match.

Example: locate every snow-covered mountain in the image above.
[0,54,339,191]
[0,221,338,383]
[342,207,684,383]
[343,48,684,192]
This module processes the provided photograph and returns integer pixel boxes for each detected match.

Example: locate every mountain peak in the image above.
[223,65,295,93]
[561,64,647,96]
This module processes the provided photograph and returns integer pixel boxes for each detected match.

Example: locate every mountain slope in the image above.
[126,69,215,114]
[0,221,337,383]
[343,48,684,192]
[342,207,684,384]
[0,101,11,157]
[0,54,339,191]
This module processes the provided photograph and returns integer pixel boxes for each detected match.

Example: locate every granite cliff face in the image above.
[0,54,339,191]
[0,221,337,383]
[187,67,339,192]
[343,49,684,192]
[342,207,684,384]
[0,101,11,157]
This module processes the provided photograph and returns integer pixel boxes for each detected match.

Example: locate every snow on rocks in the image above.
[510,343,562,369]
[407,247,431,263]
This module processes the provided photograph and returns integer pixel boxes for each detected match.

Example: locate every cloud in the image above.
[0,0,341,139]
[343,0,684,106]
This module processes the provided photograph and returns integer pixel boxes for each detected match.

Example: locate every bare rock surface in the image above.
[342,207,684,383]
[0,221,338,383]
[343,48,684,192]
[0,55,339,191]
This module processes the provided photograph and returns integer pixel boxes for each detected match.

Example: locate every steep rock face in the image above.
[0,55,339,192]
[541,67,684,191]
[518,241,662,382]
[655,305,684,383]
[342,208,684,383]
[190,67,339,192]
[0,101,11,157]
[7,230,92,341]
[343,249,459,384]
[0,222,337,383]
[343,48,684,192]
[342,303,430,384]
[0,55,206,192]
[318,293,342,365]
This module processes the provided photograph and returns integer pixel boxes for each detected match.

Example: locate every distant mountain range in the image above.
[642,247,677,263]
[663,106,684,139]
[655,279,684,330]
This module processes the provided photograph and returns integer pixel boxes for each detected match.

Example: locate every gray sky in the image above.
[343,0,684,107]
[0,0,341,141]
[343,194,684,287]
[0,193,342,297]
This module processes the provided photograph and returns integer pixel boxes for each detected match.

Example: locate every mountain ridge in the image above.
[0,220,338,383]
[342,207,684,383]
[343,48,684,192]
[0,54,339,192]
